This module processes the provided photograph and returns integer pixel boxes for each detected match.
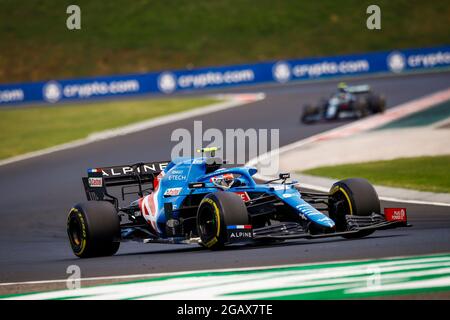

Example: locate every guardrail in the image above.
[0,45,449,106]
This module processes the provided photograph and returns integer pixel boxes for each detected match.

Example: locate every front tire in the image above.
[196,192,249,250]
[328,178,380,238]
[67,201,120,258]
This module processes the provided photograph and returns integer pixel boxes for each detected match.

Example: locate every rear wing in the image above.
[82,161,169,207]
[346,84,371,94]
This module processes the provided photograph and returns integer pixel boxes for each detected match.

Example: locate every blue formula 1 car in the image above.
[67,147,408,258]
[300,83,386,124]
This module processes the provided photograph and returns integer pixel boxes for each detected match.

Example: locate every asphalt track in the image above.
[0,71,449,286]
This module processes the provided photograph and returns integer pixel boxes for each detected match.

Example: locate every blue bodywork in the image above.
[151,157,335,237]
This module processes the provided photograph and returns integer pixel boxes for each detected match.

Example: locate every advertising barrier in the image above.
[1,45,449,106]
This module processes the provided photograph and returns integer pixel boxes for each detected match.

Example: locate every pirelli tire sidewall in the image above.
[197,192,249,250]
[67,201,120,258]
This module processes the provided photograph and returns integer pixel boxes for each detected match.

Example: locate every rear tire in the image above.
[328,178,380,239]
[67,201,120,258]
[196,192,249,250]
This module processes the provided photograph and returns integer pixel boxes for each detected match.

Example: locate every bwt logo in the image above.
[171,121,280,176]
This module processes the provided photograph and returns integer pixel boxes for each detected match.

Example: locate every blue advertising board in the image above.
[0,45,449,106]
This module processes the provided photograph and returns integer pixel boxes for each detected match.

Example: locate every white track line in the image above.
[378,196,450,207]
[296,182,450,207]
[0,253,448,288]
[0,93,265,167]
[6,257,450,300]
[348,276,450,294]
[247,88,450,207]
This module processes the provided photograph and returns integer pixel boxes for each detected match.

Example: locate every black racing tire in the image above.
[196,192,249,250]
[329,178,380,239]
[67,201,120,258]
[367,94,386,114]
[300,105,319,123]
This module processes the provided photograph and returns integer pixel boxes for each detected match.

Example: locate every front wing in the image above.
[252,218,409,241]
[140,213,410,245]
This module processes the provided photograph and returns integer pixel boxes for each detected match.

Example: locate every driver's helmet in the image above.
[337,82,348,93]
[210,173,235,189]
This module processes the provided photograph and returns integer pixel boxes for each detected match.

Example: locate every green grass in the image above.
[1,0,449,83]
[0,97,218,160]
[302,156,450,193]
